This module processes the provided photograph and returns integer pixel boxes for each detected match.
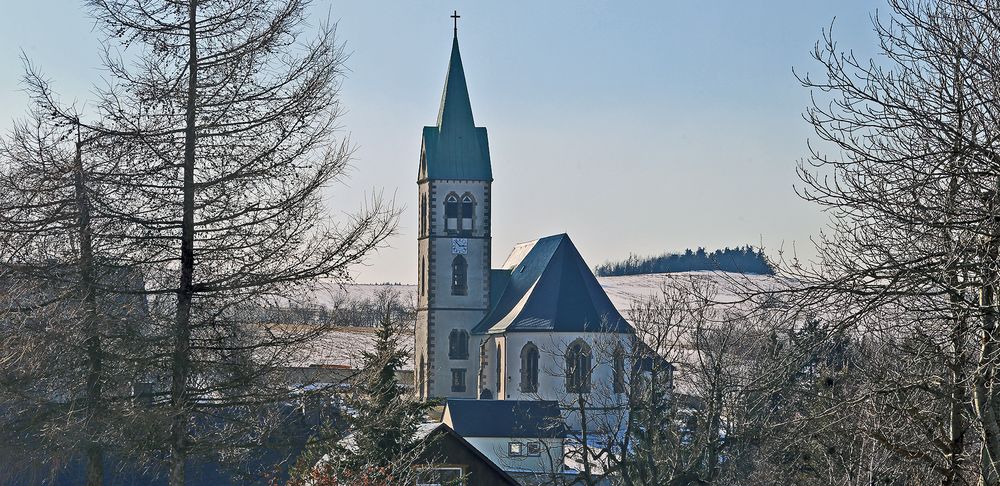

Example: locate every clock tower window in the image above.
[451,255,468,296]
[460,193,475,234]
[444,193,459,233]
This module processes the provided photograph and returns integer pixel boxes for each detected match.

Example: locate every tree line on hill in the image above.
[258,294,414,328]
[594,245,775,277]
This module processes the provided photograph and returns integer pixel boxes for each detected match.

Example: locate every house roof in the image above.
[419,34,492,182]
[472,234,633,334]
[415,422,519,485]
[443,399,568,439]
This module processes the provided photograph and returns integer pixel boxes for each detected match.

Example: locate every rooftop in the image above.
[443,399,568,439]
[473,234,633,334]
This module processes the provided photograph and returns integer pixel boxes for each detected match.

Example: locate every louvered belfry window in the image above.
[460,193,474,233]
[445,194,459,232]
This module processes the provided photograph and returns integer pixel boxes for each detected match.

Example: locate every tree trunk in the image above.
[75,136,104,486]
[976,281,1000,486]
[945,295,967,486]
[169,1,198,485]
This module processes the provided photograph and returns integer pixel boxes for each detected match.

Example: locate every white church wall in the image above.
[483,332,634,432]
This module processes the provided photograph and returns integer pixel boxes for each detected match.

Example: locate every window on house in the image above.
[508,441,524,457]
[444,194,459,232]
[614,345,626,394]
[520,342,539,393]
[451,368,467,393]
[526,441,542,457]
[451,255,467,295]
[449,329,469,360]
[566,340,592,394]
[460,193,474,233]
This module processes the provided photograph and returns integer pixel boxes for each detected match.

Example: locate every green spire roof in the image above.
[419,33,492,182]
[437,35,475,130]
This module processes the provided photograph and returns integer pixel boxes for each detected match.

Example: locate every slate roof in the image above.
[414,423,520,484]
[443,399,568,439]
[419,34,492,182]
[472,234,633,335]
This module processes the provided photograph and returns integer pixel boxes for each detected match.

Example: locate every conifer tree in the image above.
[293,289,429,485]
[5,1,399,483]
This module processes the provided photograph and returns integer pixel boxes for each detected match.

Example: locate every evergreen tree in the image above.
[291,289,430,485]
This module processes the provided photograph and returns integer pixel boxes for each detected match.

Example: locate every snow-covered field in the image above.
[292,271,784,370]
[286,326,415,371]
[310,270,780,315]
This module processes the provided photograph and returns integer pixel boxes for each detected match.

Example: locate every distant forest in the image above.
[594,246,775,276]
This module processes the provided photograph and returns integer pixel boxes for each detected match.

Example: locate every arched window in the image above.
[444,193,459,232]
[613,345,626,394]
[496,344,503,395]
[418,355,425,400]
[566,339,592,394]
[420,194,428,236]
[451,255,467,295]
[460,193,475,233]
[419,258,425,296]
[520,342,539,393]
[449,329,469,360]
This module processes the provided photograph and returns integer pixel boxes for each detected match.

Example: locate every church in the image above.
[414,25,641,423]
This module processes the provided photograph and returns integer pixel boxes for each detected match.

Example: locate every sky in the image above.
[0,1,885,284]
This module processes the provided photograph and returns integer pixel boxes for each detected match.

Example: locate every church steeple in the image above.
[437,34,476,131]
[415,14,494,400]
[418,20,492,183]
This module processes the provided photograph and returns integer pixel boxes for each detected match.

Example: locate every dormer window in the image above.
[445,194,459,232]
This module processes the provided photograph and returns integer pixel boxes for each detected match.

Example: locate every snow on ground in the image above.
[596,271,782,313]
[303,282,417,309]
[292,272,786,370]
[285,325,414,371]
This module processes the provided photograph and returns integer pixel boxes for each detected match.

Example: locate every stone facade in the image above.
[416,178,492,399]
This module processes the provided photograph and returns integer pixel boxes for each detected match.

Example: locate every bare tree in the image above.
[543,276,797,486]
[0,0,399,484]
[785,0,1000,483]
[0,95,158,485]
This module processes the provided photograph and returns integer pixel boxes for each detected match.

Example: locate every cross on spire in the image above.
[451,10,461,36]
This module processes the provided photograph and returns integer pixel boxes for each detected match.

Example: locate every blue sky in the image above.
[0,1,884,283]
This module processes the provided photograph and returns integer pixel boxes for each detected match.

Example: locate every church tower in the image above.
[415,26,493,400]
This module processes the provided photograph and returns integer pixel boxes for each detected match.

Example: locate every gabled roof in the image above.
[443,399,568,439]
[472,234,633,334]
[419,34,492,182]
[415,422,520,485]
